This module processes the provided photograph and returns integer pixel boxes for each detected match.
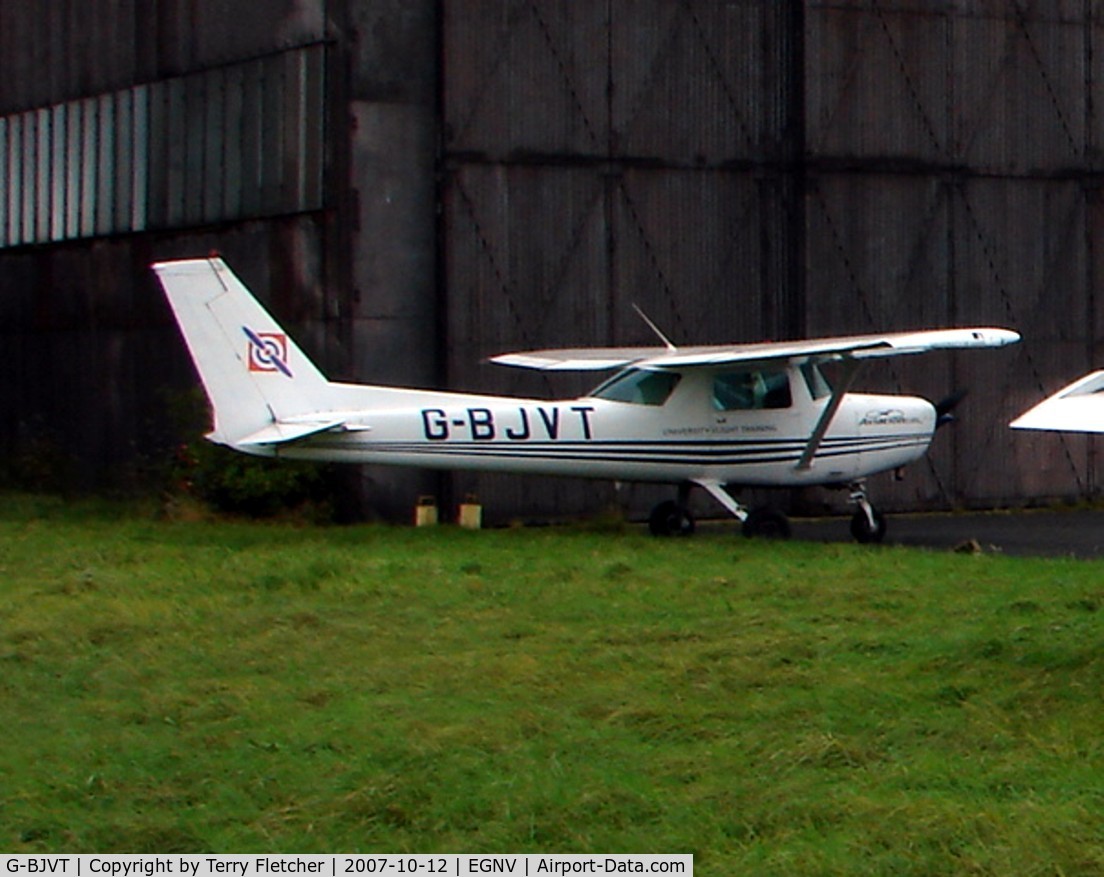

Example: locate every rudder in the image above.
[154,257,333,450]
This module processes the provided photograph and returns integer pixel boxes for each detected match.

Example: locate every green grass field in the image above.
[2,494,1103,874]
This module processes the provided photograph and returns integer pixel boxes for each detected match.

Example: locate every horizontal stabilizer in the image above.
[236,418,348,447]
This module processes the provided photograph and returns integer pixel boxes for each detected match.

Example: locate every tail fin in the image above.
[154,257,338,451]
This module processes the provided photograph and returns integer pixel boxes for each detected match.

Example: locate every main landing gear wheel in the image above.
[850,508,887,544]
[648,500,695,537]
[742,507,792,540]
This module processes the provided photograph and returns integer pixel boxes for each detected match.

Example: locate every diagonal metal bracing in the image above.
[613,178,693,344]
[811,3,946,160]
[526,0,603,153]
[810,9,875,155]
[451,170,608,342]
[954,2,1083,167]
[954,181,1087,494]
[807,176,958,502]
[613,3,687,153]
[870,0,945,158]
[1011,2,1080,160]
[447,2,528,150]
[679,0,758,157]
[446,0,604,157]
[612,0,761,162]
[613,172,762,345]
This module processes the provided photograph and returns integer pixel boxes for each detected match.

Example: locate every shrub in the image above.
[164,389,336,520]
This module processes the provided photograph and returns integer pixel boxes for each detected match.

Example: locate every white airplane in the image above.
[155,256,1020,542]
[1011,371,1104,434]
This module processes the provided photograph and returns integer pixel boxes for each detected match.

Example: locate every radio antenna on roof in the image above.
[632,304,677,353]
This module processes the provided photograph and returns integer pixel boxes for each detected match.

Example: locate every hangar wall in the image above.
[0,0,441,517]
[439,0,1103,519]
[441,1,806,519]
[0,1,1100,519]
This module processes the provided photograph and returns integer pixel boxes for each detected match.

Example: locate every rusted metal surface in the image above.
[0,0,326,114]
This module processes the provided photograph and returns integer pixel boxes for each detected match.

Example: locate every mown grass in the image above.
[2,494,1103,874]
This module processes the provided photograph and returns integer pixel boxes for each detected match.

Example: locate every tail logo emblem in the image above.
[244,327,293,377]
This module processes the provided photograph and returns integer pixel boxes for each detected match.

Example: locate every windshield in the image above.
[589,368,681,406]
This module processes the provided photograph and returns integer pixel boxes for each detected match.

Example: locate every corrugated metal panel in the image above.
[443,1,610,160]
[952,10,1085,174]
[810,1,1084,20]
[0,0,328,115]
[441,163,612,519]
[806,5,951,162]
[0,45,327,250]
[611,168,790,345]
[808,2,1089,172]
[444,164,611,395]
[802,173,1097,509]
[805,174,952,338]
[804,173,956,509]
[951,178,1093,505]
[444,0,800,165]
[612,0,795,163]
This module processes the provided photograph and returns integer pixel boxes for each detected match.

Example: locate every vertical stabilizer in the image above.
[154,257,333,449]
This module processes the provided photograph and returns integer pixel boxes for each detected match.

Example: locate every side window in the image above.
[713,370,792,411]
[590,369,681,406]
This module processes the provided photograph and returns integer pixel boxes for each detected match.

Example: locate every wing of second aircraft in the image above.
[1011,371,1104,434]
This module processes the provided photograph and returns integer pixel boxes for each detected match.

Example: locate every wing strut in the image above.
[694,479,748,522]
[795,359,862,471]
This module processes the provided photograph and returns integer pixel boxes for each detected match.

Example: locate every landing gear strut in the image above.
[647,478,887,544]
[848,479,887,544]
[647,480,794,540]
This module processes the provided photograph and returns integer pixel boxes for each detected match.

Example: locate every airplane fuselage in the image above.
[252,366,937,488]
[155,257,1016,540]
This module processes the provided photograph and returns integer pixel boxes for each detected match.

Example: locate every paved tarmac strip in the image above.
[789,509,1104,559]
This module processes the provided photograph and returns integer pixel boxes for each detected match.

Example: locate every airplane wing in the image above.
[489,347,664,371]
[1010,371,1104,434]
[490,328,1020,371]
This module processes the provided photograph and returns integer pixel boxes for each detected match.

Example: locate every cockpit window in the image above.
[713,369,792,410]
[800,362,832,400]
[590,368,681,406]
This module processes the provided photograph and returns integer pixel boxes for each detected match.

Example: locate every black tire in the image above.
[648,500,695,537]
[742,507,792,540]
[850,508,887,544]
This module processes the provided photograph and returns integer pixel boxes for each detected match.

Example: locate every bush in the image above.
[164,389,336,520]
